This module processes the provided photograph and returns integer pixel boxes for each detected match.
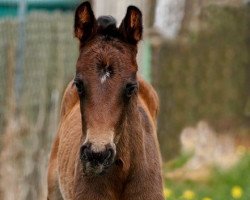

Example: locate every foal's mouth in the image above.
[82,161,114,176]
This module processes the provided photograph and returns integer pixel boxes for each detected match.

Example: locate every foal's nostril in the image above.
[80,144,92,161]
[106,149,112,159]
[103,148,114,165]
[106,148,114,160]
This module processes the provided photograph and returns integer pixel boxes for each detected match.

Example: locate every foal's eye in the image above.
[125,82,138,98]
[74,80,84,95]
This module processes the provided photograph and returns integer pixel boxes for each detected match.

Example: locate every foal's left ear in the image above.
[74,1,97,43]
[119,6,143,45]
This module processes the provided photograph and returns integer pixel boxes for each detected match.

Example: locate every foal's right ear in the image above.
[74,1,97,43]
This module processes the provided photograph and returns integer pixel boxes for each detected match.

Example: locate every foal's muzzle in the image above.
[80,143,116,175]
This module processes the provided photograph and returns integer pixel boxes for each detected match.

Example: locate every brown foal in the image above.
[47,2,164,200]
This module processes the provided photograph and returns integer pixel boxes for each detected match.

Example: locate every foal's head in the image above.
[73,2,143,175]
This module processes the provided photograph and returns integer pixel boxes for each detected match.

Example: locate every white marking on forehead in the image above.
[101,71,110,84]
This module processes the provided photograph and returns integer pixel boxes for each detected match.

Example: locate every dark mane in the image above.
[97,16,120,39]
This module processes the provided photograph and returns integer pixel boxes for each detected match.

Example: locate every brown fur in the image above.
[47,2,163,200]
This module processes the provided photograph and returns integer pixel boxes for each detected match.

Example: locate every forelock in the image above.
[97,16,120,39]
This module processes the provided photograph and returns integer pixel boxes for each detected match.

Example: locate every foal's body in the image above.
[47,2,164,199]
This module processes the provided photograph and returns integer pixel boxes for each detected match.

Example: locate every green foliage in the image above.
[154,6,250,159]
[165,153,192,170]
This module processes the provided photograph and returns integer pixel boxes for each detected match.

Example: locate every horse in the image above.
[47,2,164,200]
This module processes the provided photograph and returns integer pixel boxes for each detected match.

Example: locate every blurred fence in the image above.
[0,6,78,199]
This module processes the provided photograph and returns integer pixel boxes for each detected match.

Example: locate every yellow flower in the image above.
[236,145,246,156]
[202,197,212,200]
[182,190,195,199]
[231,186,243,199]
[164,187,172,198]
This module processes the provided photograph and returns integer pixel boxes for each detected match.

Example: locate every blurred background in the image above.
[0,0,249,199]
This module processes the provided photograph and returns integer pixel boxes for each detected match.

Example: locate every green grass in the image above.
[164,153,192,170]
[164,153,250,200]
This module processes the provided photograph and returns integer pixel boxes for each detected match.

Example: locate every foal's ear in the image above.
[119,6,143,45]
[74,1,97,43]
